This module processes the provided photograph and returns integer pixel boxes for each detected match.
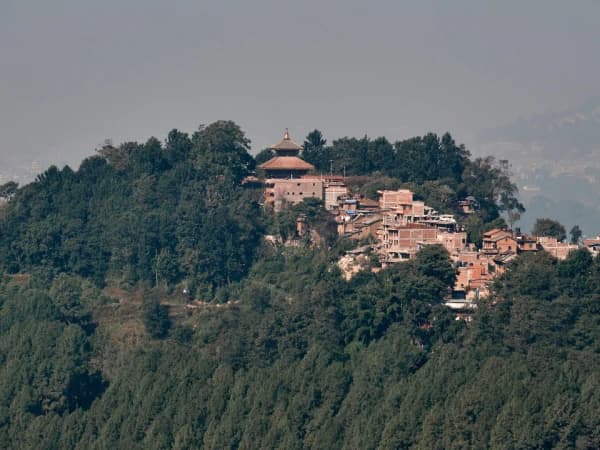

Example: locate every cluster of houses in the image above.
[336,190,600,318]
[335,191,598,304]
[255,130,599,315]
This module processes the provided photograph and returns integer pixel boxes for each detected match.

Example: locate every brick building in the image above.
[260,130,348,211]
[538,237,578,260]
[482,229,517,255]
[379,223,438,263]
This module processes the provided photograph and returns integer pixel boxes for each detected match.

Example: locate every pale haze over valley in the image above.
[1,0,600,233]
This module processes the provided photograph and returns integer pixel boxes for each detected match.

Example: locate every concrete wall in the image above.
[265,178,324,209]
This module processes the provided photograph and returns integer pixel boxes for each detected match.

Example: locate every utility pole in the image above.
[329,160,333,177]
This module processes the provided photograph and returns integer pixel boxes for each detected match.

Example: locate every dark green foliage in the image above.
[1,123,596,449]
[49,273,92,325]
[315,131,468,184]
[0,121,263,293]
[142,291,171,339]
[570,224,583,244]
[0,181,18,201]
[192,121,255,183]
[462,156,523,221]
[413,244,457,289]
[303,130,523,228]
[301,129,327,169]
[270,198,337,245]
[392,133,467,183]
[0,276,107,447]
[254,148,274,165]
[533,217,567,241]
[3,246,597,449]
[171,326,194,344]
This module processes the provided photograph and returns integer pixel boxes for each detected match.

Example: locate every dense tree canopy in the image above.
[1,122,593,449]
[0,242,598,448]
[300,130,523,231]
[0,122,263,295]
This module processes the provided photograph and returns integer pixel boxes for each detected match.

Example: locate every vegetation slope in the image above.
[0,121,598,449]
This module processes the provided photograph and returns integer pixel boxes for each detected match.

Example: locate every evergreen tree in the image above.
[570,224,582,244]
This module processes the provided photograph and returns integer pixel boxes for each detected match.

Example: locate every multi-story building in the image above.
[323,176,348,210]
[260,130,348,211]
[264,178,325,209]
[538,236,578,259]
[482,229,517,255]
[437,230,468,255]
[374,189,465,264]
[516,234,539,252]
[378,189,414,212]
[379,222,438,263]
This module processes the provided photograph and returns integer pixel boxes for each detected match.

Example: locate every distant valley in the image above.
[477,98,600,236]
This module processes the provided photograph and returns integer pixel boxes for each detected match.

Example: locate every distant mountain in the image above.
[478,97,600,163]
[476,98,600,237]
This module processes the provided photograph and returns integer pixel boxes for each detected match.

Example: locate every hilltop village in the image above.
[253,130,599,314]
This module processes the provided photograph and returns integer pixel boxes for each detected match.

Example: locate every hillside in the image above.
[0,121,598,449]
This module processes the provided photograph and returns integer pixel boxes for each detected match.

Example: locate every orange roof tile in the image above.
[258,156,315,171]
[483,228,508,237]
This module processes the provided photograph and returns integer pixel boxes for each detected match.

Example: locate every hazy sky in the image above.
[1,0,599,171]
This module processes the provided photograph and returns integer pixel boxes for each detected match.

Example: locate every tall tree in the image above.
[570,225,582,245]
[502,194,526,229]
[192,120,255,182]
[329,136,370,175]
[532,218,567,241]
[302,129,327,170]
[165,128,193,164]
[462,156,523,222]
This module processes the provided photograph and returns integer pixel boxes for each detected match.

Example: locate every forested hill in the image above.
[0,121,263,295]
[0,122,598,449]
[0,122,522,295]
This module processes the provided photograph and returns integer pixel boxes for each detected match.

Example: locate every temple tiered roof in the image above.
[259,156,315,171]
[258,129,315,177]
[269,129,303,154]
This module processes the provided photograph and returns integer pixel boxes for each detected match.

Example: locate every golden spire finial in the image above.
[284,128,290,140]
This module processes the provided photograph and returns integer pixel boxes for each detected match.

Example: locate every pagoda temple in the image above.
[258,129,315,179]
